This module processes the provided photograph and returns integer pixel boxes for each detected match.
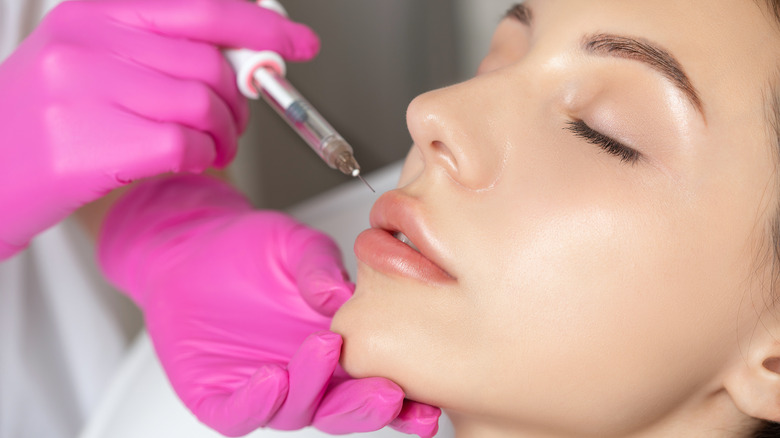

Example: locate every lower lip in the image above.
[354,228,454,284]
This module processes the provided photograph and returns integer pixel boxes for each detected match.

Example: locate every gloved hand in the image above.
[0,0,319,259]
[98,174,441,437]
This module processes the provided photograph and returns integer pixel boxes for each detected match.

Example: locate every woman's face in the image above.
[332,0,780,435]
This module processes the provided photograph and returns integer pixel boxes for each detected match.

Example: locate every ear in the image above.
[723,327,780,422]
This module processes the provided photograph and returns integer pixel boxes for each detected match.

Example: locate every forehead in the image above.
[499,0,780,158]
[520,0,777,105]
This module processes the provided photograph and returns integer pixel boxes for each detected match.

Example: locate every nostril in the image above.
[763,357,780,374]
[431,141,459,175]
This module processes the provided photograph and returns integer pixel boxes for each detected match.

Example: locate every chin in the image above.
[330,295,367,377]
[331,265,462,406]
[330,280,389,380]
[330,270,420,393]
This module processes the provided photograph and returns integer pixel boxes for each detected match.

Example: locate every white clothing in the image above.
[0,220,143,438]
[1,3,143,438]
[1,0,58,61]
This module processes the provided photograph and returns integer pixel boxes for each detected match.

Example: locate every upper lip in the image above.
[369,190,454,279]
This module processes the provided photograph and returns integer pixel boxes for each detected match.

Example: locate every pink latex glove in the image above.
[0,0,319,259]
[98,174,440,437]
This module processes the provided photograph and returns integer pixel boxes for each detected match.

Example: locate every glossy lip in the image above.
[354,190,456,284]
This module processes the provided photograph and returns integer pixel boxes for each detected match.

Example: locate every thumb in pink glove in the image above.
[0,0,319,259]
[98,174,440,437]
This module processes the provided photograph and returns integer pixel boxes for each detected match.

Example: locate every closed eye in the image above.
[565,120,641,165]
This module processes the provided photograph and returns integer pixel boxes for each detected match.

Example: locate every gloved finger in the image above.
[312,377,405,434]
[267,331,341,430]
[95,0,320,62]
[284,223,354,317]
[388,401,442,438]
[106,65,239,168]
[115,119,220,179]
[96,25,250,133]
[48,45,236,172]
[52,106,216,190]
[193,363,289,438]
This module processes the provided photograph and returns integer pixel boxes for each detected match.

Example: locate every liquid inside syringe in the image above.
[253,68,374,191]
[223,0,373,192]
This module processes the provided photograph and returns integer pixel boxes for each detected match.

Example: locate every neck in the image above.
[447,412,546,438]
[444,394,758,438]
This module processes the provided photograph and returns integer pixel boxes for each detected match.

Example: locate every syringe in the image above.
[224,0,374,192]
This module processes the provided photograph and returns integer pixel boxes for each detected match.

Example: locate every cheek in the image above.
[333,118,761,433]
[428,168,751,431]
[331,265,476,407]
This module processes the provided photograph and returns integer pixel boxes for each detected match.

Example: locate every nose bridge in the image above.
[406,77,509,192]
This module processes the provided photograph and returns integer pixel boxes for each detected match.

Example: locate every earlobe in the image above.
[724,334,780,422]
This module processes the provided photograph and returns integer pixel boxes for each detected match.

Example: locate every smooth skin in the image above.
[332,1,780,437]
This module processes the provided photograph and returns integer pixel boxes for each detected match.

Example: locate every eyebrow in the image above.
[583,34,704,117]
[504,4,706,119]
[505,3,532,25]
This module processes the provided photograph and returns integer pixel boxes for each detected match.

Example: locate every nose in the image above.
[405,78,508,191]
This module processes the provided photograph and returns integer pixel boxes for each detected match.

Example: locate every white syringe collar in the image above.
[225,0,289,99]
[228,50,287,99]
[258,0,288,17]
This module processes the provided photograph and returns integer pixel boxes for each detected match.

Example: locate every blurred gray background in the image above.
[232,0,517,208]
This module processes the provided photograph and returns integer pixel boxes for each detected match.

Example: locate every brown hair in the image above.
[755,2,780,435]
[763,0,780,265]
[748,1,780,436]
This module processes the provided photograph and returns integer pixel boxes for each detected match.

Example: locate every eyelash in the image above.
[565,120,641,165]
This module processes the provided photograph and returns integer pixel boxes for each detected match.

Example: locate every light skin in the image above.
[331,1,780,437]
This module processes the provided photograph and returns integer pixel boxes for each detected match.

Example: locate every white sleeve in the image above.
[0,3,143,438]
[1,0,64,61]
[0,219,143,438]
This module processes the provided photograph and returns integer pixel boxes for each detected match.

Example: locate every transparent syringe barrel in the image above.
[254,68,354,171]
